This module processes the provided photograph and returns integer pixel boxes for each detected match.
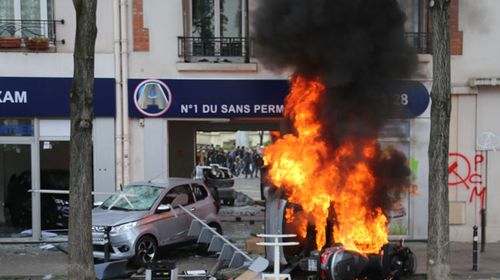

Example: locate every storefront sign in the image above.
[129,79,288,119]
[390,80,430,118]
[0,77,428,119]
[0,77,115,117]
[0,90,27,104]
[133,79,173,117]
[129,79,430,119]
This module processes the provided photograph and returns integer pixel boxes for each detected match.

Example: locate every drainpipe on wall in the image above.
[120,0,130,184]
[113,0,123,188]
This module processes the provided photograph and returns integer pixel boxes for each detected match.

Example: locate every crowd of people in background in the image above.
[196,145,265,178]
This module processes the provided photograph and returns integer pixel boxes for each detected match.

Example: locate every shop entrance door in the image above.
[0,144,32,238]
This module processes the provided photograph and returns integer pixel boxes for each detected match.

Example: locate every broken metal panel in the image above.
[219,244,236,261]
[208,236,224,252]
[264,188,288,265]
[228,252,246,269]
[187,220,203,237]
[197,227,214,244]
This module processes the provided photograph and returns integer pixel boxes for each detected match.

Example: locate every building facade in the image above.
[0,1,116,240]
[448,0,500,242]
[0,0,497,243]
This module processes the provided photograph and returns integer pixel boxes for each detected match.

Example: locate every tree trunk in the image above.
[427,0,451,279]
[68,0,97,279]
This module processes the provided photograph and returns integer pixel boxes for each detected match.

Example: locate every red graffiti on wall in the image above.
[448,153,487,209]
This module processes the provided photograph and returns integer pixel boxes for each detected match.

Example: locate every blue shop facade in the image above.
[0,76,431,241]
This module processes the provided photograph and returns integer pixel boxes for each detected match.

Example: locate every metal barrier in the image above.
[257,234,298,280]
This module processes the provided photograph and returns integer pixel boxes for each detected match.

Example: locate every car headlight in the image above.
[110,221,137,234]
[92,225,106,232]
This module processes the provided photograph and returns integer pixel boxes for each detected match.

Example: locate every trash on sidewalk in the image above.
[234,191,254,206]
[95,259,128,280]
[184,270,207,276]
[39,244,58,251]
[245,236,265,255]
[20,229,58,238]
[145,260,177,280]
[234,270,259,280]
[219,205,264,217]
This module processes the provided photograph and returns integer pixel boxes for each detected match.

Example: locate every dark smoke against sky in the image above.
[253,0,417,144]
[255,0,417,226]
[253,0,416,86]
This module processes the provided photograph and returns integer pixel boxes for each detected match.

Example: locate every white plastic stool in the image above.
[256,234,298,280]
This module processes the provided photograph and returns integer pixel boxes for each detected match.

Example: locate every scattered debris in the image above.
[39,244,58,251]
[234,191,254,207]
[183,270,208,276]
[219,205,264,217]
[234,270,259,280]
[245,237,265,255]
[20,229,58,238]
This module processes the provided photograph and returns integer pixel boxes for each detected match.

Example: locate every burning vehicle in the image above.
[253,0,420,279]
[297,242,416,280]
[264,190,416,280]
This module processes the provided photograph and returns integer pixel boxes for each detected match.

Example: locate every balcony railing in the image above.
[0,19,65,48]
[405,32,431,54]
[179,34,430,63]
[178,36,251,63]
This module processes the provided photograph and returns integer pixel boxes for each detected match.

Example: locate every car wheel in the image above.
[209,222,223,235]
[134,235,158,266]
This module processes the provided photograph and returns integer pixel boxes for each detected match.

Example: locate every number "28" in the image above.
[393,93,409,106]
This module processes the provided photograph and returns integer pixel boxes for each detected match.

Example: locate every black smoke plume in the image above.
[254,0,417,144]
[255,0,417,239]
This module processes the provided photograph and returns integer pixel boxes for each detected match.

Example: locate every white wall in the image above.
[129,119,145,182]
[447,1,500,242]
[128,0,287,79]
[452,0,500,85]
[54,0,115,54]
[0,53,114,78]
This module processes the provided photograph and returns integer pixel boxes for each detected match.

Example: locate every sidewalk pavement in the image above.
[0,242,68,279]
[1,241,499,279]
[406,241,500,279]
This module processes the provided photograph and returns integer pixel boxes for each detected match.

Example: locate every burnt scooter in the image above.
[298,241,416,280]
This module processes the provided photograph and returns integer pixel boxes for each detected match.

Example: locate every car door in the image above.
[153,184,195,246]
[190,183,215,220]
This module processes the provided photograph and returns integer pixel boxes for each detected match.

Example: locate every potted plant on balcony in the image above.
[0,36,22,48]
[26,36,50,50]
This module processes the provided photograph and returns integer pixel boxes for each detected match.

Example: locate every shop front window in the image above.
[40,141,69,232]
[0,144,32,238]
[379,120,411,236]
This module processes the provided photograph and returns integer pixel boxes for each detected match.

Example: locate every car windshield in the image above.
[100,185,163,211]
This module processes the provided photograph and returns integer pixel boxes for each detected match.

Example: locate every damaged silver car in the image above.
[92,178,221,265]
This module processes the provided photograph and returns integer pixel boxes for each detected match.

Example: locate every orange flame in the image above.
[264,76,388,254]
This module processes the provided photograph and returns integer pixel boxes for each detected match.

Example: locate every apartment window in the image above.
[192,0,242,39]
[179,0,249,63]
[0,0,55,48]
[398,0,430,53]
